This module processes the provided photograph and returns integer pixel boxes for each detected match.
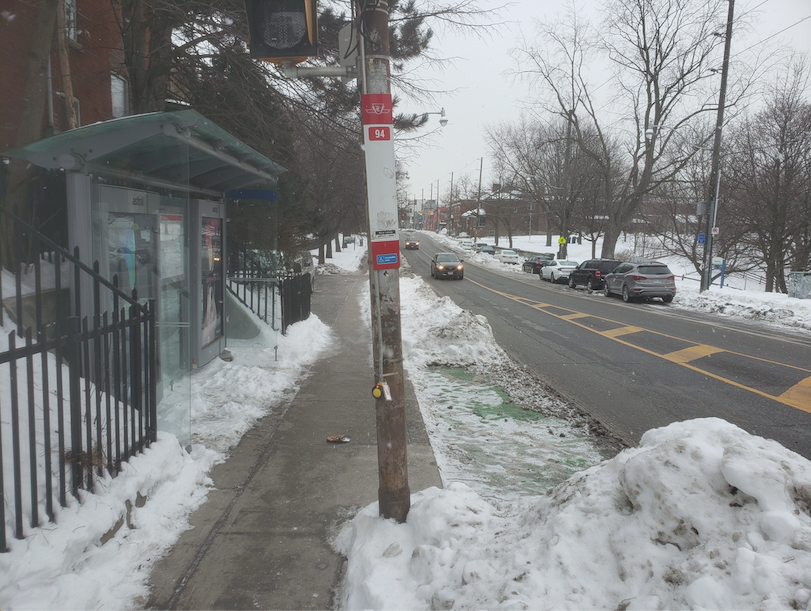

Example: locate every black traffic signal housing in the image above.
[244,0,318,64]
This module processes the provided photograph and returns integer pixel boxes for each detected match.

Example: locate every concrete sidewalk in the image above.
[147,270,442,610]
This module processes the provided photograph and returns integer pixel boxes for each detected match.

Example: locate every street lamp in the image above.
[422,108,448,127]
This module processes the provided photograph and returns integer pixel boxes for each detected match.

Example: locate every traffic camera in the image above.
[244,0,318,64]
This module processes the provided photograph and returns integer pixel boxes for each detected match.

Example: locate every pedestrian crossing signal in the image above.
[244,0,318,64]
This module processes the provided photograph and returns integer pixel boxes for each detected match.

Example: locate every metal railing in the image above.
[225,238,311,334]
[0,207,157,552]
[226,239,279,327]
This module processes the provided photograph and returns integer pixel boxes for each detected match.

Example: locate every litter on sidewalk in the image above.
[327,435,351,443]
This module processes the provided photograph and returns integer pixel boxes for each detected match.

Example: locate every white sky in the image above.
[2,236,811,609]
[398,0,811,201]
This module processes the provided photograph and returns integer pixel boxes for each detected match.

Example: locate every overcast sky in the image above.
[397,0,811,204]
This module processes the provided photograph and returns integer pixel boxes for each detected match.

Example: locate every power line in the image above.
[733,13,811,56]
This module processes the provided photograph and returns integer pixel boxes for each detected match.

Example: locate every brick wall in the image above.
[0,0,127,151]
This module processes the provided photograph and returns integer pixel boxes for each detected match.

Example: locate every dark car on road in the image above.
[522,255,554,274]
[603,261,676,303]
[404,236,420,250]
[477,245,496,256]
[430,252,465,280]
[568,258,622,291]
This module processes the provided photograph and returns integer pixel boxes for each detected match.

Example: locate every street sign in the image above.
[698,233,706,244]
[558,236,566,245]
[362,93,399,270]
[712,226,720,235]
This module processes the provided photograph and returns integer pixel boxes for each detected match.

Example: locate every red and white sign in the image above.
[712,226,720,235]
[362,93,399,270]
[368,126,391,141]
[362,93,393,125]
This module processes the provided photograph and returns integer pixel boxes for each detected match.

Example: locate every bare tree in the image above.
[723,60,811,291]
[514,0,739,258]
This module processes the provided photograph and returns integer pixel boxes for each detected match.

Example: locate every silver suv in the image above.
[603,262,676,303]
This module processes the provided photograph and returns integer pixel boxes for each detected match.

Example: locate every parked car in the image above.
[477,245,496,256]
[568,258,622,291]
[522,255,552,274]
[430,252,465,280]
[459,240,475,250]
[540,259,579,283]
[495,249,520,264]
[473,242,491,252]
[404,236,420,250]
[603,261,676,303]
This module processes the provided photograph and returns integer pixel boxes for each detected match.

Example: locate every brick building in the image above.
[1,0,127,151]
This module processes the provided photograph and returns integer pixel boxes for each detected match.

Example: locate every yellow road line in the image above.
[601,326,645,338]
[663,344,725,364]
[779,377,811,414]
[561,312,592,321]
[464,277,811,413]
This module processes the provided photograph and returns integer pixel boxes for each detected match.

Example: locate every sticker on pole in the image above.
[371,239,400,270]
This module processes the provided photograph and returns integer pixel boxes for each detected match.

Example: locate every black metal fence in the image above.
[0,208,157,552]
[226,238,279,327]
[226,238,311,334]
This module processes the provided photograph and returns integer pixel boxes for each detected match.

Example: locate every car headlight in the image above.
[437,264,445,270]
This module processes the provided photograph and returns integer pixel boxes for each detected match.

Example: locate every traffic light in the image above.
[244,0,318,64]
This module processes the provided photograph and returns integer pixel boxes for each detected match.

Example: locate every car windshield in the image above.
[437,254,460,262]
[638,265,671,275]
[559,261,577,266]
[501,251,516,255]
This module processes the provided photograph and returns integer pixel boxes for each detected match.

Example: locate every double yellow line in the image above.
[468,280,811,414]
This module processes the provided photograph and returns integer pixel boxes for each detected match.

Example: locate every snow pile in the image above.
[338,418,811,610]
[399,275,504,369]
[675,285,811,332]
[0,435,216,609]
[189,312,333,453]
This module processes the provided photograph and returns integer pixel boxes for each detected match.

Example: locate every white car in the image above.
[459,240,475,250]
[541,259,579,283]
[495,249,520,264]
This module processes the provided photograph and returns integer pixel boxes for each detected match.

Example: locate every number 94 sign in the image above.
[368,126,391,141]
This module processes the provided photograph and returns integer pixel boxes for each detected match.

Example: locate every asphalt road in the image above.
[403,235,811,460]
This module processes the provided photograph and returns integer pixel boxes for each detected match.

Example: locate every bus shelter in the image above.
[5,109,284,443]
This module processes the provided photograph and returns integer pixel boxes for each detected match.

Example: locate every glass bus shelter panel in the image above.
[156,203,192,447]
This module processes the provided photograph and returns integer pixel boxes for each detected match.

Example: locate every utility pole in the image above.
[357,0,410,523]
[701,0,734,292]
[242,1,408,520]
[476,157,483,242]
[561,110,575,260]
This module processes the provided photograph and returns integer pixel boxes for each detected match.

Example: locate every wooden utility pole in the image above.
[701,0,734,292]
[358,0,410,523]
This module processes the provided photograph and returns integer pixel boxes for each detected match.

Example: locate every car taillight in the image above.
[667,275,674,280]
[631,275,646,281]
[595,271,601,277]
